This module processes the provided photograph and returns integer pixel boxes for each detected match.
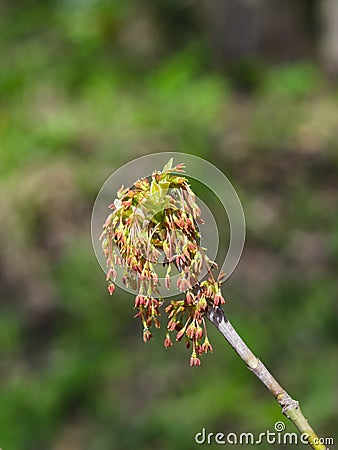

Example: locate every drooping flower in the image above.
[190,353,201,367]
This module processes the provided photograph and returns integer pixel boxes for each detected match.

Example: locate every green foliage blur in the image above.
[0,1,337,449]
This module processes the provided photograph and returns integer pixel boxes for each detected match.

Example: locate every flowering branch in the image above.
[100,158,328,450]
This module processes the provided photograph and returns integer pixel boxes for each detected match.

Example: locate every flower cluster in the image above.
[100,158,225,366]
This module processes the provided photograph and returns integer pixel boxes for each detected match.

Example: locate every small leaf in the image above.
[150,179,160,195]
[162,158,173,173]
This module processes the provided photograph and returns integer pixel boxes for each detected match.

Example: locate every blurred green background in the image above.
[0,1,337,449]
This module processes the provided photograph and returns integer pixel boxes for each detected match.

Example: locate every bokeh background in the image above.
[1,1,337,449]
